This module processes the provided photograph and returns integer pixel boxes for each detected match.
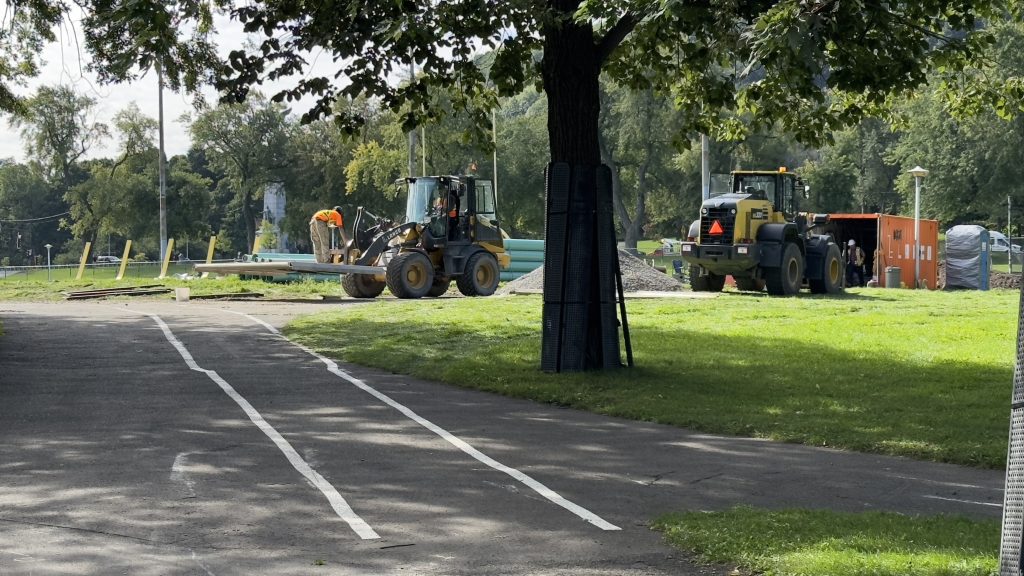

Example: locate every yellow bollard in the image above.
[115,240,132,280]
[158,239,174,279]
[201,235,216,278]
[76,242,92,280]
[251,235,262,258]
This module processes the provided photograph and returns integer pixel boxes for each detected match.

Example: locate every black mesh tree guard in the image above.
[1000,274,1024,574]
[541,162,622,372]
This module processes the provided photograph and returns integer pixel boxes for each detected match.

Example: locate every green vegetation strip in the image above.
[0,275,345,302]
[284,289,1018,468]
[652,506,999,576]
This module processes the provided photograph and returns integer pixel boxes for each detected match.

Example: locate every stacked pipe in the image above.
[501,239,544,282]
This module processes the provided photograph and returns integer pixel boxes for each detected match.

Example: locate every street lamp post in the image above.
[908,166,929,288]
[44,243,52,282]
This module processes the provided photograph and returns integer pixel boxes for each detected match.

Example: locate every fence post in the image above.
[75,242,92,280]
[115,240,132,280]
[201,235,216,278]
[158,239,174,279]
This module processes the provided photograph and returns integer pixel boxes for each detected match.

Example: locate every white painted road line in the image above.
[921,495,1002,508]
[144,313,380,540]
[235,311,622,532]
[170,452,197,499]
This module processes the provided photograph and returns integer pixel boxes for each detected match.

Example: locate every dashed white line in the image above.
[170,452,196,499]
[233,311,621,532]
[144,313,380,540]
[190,549,217,576]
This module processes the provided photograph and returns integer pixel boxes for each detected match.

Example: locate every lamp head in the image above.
[908,166,929,179]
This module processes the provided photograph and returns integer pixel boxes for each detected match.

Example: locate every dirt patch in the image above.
[938,261,1021,290]
[500,250,683,294]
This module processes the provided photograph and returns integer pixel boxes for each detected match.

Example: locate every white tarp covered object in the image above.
[945,224,989,290]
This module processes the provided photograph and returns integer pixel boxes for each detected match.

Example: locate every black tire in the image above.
[342,273,386,299]
[386,251,434,299]
[765,242,803,296]
[427,276,452,297]
[690,266,710,291]
[456,252,500,296]
[809,244,844,294]
[690,266,726,292]
[706,272,726,292]
[734,276,766,292]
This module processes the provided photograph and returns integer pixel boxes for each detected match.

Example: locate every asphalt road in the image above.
[0,301,1007,575]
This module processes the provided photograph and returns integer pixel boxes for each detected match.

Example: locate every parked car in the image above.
[989,231,1023,253]
[95,255,121,263]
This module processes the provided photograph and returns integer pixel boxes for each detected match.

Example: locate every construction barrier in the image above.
[501,239,543,282]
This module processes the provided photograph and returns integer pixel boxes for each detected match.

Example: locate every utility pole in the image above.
[1010,195,1014,275]
[492,108,499,204]
[407,58,417,178]
[700,134,710,201]
[157,62,167,263]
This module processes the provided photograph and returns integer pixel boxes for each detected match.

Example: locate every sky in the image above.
[0,9,330,163]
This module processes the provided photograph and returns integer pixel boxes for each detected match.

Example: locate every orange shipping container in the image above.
[822,214,940,289]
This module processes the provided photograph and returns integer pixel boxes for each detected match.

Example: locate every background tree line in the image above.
[3,20,1024,266]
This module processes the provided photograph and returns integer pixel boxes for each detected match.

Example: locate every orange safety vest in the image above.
[313,209,343,227]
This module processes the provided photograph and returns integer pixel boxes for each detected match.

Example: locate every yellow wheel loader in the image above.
[340,175,510,299]
[679,169,843,296]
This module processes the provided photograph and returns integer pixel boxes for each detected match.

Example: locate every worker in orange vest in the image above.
[310,206,347,263]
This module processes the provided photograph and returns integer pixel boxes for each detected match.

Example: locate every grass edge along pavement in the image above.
[0,275,346,302]
[652,506,1000,576]
[283,288,1018,469]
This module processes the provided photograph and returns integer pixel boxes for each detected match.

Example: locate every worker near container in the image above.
[310,206,347,263]
[844,238,866,287]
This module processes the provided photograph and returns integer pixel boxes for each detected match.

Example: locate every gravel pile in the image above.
[500,249,683,294]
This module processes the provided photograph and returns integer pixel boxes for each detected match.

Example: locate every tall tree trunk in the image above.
[630,160,648,249]
[539,1,622,372]
[543,2,600,165]
[242,187,257,253]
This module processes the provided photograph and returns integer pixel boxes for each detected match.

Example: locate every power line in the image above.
[0,211,70,224]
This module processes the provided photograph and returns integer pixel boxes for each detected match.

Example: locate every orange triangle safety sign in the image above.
[708,220,725,235]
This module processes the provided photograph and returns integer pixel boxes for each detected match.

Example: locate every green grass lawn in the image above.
[285,288,1018,469]
[0,272,347,301]
[653,506,999,576]
[2,262,197,282]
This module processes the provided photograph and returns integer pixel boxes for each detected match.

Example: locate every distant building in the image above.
[263,183,289,252]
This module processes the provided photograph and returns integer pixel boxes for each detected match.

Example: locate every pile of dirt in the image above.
[991,270,1022,290]
[937,261,1022,290]
[500,250,683,294]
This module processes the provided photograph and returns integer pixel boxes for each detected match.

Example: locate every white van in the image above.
[989,231,1022,253]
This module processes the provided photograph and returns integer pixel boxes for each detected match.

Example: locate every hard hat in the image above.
[848,239,856,246]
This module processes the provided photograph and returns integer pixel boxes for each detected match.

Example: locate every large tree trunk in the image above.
[540,1,623,372]
[242,187,257,253]
[543,3,600,165]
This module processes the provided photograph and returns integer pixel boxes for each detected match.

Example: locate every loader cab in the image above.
[397,175,502,248]
[732,170,801,218]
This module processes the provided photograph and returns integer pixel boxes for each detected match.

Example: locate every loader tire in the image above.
[690,266,709,291]
[691,266,725,292]
[386,251,434,299]
[765,242,803,296]
[734,277,765,292]
[809,244,843,294]
[427,276,452,297]
[342,273,386,299]
[456,252,500,296]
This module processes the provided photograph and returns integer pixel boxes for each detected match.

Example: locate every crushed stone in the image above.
[500,250,683,294]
